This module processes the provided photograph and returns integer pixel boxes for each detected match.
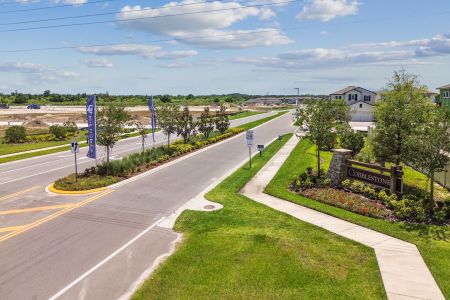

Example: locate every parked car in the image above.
[0,103,9,109]
[27,104,41,109]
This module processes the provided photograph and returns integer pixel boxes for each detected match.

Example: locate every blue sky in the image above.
[0,0,449,95]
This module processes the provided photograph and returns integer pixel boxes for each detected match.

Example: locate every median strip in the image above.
[51,111,288,194]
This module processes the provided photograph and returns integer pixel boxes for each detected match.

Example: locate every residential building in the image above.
[437,84,450,109]
[330,86,377,122]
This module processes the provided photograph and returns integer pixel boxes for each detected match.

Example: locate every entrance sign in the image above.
[347,166,390,189]
[346,160,403,194]
[86,95,97,159]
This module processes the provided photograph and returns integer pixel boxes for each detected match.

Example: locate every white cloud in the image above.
[0,62,79,83]
[232,48,425,70]
[351,33,450,57]
[298,0,359,22]
[81,58,113,68]
[175,28,292,49]
[259,7,276,20]
[51,0,88,5]
[77,44,198,59]
[116,0,291,48]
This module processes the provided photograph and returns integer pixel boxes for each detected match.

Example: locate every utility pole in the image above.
[294,88,300,107]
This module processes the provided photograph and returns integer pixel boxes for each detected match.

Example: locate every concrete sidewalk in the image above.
[241,136,445,300]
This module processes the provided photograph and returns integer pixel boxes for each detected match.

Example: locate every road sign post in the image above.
[257,144,264,157]
[71,140,79,181]
[246,130,253,168]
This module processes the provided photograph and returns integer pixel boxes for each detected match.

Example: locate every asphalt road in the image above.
[0,111,277,195]
[0,111,293,299]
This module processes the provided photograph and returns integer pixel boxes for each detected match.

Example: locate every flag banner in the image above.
[86,95,97,159]
[148,96,156,143]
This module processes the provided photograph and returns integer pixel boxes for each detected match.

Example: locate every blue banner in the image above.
[147,96,156,143]
[86,95,97,159]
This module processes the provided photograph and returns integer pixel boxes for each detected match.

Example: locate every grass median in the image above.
[264,138,450,298]
[228,111,263,120]
[132,134,386,300]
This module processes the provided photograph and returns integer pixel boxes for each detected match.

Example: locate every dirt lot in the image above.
[0,105,251,125]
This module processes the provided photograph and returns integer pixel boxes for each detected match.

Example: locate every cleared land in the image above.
[132,134,386,300]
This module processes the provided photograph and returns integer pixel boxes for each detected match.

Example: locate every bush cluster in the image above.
[291,166,331,191]
[341,179,449,224]
[4,125,26,143]
[301,188,391,219]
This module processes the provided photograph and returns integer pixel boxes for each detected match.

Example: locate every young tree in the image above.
[372,70,433,166]
[197,106,214,139]
[134,120,148,153]
[406,109,450,215]
[176,106,196,143]
[97,103,131,169]
[296,99,349,176]
[215,104,230,134]
[157,104,178,148]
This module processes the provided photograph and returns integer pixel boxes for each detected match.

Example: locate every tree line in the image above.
[96,103,230,166]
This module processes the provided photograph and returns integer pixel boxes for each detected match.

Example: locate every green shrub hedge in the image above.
[57,127,245,190]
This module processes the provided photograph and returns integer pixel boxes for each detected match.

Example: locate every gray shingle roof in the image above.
[437,84,450,89]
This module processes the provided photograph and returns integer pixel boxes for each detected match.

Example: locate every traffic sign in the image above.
[71,141,79,154]
[246,130,253,140]
[257,144,264,151]
[246,130,254,147]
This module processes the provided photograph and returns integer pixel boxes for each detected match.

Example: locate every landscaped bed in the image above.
[132,134,386,300]
[264,138,450,298]
[54,128,244,191]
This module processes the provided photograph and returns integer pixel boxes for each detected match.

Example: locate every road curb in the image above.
[46,183,107,195]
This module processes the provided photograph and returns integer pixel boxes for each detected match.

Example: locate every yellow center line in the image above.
[0,190,114,243]
[0,204,75,216]
[0,186,40,202]
[0,225,27,233]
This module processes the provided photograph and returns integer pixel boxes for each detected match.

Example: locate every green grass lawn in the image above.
[228,111,263,120]
[236,111,288,131]
[132,134,386,300]
[265,138,450,298]
[0,139,81,156]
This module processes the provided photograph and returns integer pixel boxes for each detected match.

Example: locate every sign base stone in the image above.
[327,149,353,187]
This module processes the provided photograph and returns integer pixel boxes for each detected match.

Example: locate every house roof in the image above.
[330,86,356,95]
[437,84,450,90]
[330,86,377,95]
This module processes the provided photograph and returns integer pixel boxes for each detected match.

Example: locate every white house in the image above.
[330,86,377,122]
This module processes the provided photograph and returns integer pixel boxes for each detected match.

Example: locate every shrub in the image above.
[49,125,68,140]
[63,121,78,134]
[5,125,26,143]
[340,129,365,156]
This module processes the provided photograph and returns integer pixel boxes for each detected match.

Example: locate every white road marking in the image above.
[49,217,166,300]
